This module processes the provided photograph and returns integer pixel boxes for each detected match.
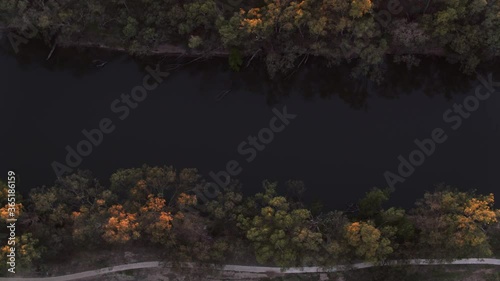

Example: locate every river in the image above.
[1,37,499,209]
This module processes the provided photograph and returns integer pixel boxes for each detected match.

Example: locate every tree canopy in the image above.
[2,0,499,81]
[1,167,499,275]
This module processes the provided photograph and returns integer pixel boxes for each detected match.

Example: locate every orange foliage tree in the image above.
[102,205,140,243]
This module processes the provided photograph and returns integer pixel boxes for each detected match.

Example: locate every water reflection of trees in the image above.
[236,56,478,108]
[189,55,482,109]
[0,38,124,77]
[2,38,490,107]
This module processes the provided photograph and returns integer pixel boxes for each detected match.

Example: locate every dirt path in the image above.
[1,262,161,281]
[2,259,500,281]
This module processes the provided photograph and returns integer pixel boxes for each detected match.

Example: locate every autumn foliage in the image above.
[1,167,499,273]
[103,204,140,244]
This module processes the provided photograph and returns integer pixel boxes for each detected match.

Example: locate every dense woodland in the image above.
[1,0,500,81]
[1,165,499,276]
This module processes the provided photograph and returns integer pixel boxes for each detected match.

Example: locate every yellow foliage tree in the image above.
[345,221,393,261]
[177,193,197,207]
[412,190,499,258]
[349,0,372,18]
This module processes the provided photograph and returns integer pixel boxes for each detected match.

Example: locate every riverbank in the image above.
[1,0,498,81]
[2,25,449,59]
[1,169,499,276]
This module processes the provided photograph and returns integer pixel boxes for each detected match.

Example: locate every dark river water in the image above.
[1,37,499,209]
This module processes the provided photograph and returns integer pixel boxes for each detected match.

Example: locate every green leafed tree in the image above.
[238,181,322,267]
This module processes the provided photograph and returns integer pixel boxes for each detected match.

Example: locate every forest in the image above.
[1,165,499,277]
[1,0,500,81]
